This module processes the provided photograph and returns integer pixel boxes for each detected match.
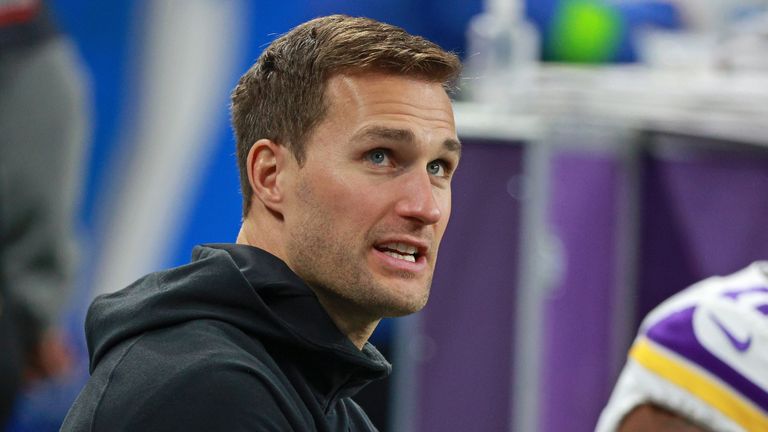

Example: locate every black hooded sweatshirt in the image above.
[61,244,391,431]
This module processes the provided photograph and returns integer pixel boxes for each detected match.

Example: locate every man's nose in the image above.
[394,170,442,225]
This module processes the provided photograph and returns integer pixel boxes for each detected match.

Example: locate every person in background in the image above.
[62,14,461,431]
[597,262,768,432]
[0,0,87,428]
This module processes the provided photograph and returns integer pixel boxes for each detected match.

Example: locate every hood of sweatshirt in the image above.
[84,243,391,396]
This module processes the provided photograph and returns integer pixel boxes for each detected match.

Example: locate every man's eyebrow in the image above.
[443,137,462,156]
[355,126,415,143]
[355,126,462,155]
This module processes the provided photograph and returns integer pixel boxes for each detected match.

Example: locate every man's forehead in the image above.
[325,72,452,107]
[326,73,454,119]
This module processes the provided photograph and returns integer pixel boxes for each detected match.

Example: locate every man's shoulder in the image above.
[114,318,283,386]
[64,319,310,431]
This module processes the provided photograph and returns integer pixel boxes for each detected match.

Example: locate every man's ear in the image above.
[246,139,290,212]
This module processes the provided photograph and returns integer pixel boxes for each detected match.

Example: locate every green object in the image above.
[550,0,623,63]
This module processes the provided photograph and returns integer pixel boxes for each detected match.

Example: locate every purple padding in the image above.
[646,306,768,411]
[541,151,621,432]
[638,134,768,324]
[416,139,524,432]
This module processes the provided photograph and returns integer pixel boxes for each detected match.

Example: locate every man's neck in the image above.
[237,221,379,350]
[312,293,381,350]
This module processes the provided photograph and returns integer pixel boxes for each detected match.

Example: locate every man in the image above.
[596,262,768,432]
[1,0,84,426]
[62,15,461,431]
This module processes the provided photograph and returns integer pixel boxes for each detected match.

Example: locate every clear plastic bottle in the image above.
[465,0,540,110]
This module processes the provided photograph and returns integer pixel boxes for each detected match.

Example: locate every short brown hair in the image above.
[231,14,461,216]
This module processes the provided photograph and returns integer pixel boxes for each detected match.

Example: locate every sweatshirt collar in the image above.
[201,244,391,402]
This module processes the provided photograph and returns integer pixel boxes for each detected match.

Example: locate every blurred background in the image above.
[2,0,767,431]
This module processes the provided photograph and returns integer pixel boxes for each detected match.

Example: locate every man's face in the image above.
[281,72,459,320]
[619,404,709,431]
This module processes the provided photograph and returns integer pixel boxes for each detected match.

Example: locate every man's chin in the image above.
[381,302,428,318]
[373,284,431,318]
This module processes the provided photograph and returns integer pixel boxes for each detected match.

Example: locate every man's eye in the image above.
[427,160,447,177]
[366,149,391,166]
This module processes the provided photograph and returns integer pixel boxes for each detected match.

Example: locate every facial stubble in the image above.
[286,178,433,319]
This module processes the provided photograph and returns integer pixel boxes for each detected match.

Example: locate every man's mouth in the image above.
[375,242,420,263]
